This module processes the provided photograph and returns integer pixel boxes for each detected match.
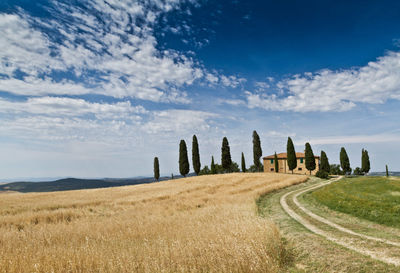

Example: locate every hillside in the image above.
[0,173,307,273]
[0,176,172,193]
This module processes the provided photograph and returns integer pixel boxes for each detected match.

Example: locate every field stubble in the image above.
[0,173,307,273]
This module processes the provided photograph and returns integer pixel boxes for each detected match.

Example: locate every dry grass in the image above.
[0,173,307,273]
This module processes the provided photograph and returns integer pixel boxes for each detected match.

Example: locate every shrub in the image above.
[329,164,344,175]
[199,165,210,175]
[316,170,329,179]
[353,167,364,176]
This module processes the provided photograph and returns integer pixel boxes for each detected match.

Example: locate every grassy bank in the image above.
[310,176,400,228]
[0,173,306,273]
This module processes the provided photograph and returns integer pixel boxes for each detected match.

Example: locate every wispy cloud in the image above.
[245,51,400,112]
[143,109,218,134]
[0,1,204,102]
[296,134,400,145]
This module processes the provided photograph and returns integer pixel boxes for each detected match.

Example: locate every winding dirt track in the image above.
[280,177,400,266]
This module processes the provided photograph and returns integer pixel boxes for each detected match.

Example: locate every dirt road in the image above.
[280,177,400,266]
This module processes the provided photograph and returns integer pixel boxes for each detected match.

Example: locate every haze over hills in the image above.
[0,176,173,193]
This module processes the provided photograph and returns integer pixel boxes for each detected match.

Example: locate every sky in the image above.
[1,0,400,179]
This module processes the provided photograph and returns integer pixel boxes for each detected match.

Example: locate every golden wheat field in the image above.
[0,173,307,273]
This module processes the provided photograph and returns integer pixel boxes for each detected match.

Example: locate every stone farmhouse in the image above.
[263,152,320,175]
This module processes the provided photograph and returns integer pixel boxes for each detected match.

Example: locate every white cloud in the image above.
[0,1,203,102]
[0,96,146,119]
[143,109,218,134]
[0,97,219,149]
[218,99,246,106]
[220,75,246,88]
[296,134,400,145]
[0,97,148,144]
[245,51,400,112]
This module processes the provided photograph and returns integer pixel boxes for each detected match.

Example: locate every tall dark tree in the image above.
[361,149,371,174]
[320,151,330,173]
[154,157,160,181]
[252,131,263,171]
[211,156,216,174]
[386,165,389,177]
[241,152,246,173]
[340,147,351,174]
[192,135,201,175]
[305,142,316,175]
[179,140,190,177]
[221,137,232,172]
[286,137,297,174]
[274,152,279,173]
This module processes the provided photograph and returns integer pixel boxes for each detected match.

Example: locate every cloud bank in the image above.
[245,51,400,112]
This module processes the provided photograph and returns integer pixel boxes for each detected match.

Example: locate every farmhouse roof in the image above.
[263,152,320,160]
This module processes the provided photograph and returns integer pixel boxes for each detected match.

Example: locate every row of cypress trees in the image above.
[153,131,264,179]
[285,137,371,176]
[153,134,372,181]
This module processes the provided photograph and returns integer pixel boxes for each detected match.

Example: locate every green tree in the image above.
[320,151,330,173]
[241,152,246,173]
[286,137,297,174]
[210,156,217,174]
[274,152,279,173]
[179,140,190,177]
[386,165,389,177]
[221,137,232,172]
[305,142,316,175]
[353,167,363,175]
[192,135,201,175]
[253,130,263,172]
[229,162,240,172]
[154,157,160,181]
[340,147,351,174]
[361,149,371,174]
[329,164,343,175]
[199,165,210,175]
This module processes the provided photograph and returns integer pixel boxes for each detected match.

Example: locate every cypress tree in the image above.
[179,140,189,177]
[386,165,389,177]
[320,151,330,173]
[192,135,201,175]
[305,142,316,175]
[361,149,371,174]
[154,157,160,181]
[253,130,263,171]
[340,147,351,174]
[274,152,279,173]
[241,152,246,173]
[365,150,370,174]
[221,137,232,172]
[286,137,297,174]
[211,156,216,174]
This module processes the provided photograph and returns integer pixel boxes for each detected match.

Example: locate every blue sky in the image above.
[0,0,400,179]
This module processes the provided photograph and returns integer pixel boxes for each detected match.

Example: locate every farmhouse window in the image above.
[270,168,274,171]
[298,168,302,171]
[270,159,273,164]
[300,158,304,163]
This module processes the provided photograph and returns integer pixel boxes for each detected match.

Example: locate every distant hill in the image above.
[369,172,400,177]
[0,176,170,193]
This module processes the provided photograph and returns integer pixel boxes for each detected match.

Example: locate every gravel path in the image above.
[280,177,400,266]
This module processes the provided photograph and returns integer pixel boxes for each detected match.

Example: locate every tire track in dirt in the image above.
[280,177,400,266]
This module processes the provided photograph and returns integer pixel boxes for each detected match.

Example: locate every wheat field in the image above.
[0,173,307,273]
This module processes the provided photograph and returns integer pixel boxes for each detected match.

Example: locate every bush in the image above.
[199,162,240,175]
[248,164,263,173]
[329,164,344,175]
[316,170,329,179]
[353,167,364,176]
[199,165,210,175]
